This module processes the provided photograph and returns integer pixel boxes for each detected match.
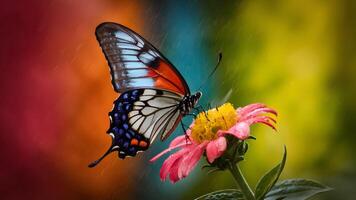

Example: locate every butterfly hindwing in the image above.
[107,89,183,159]
[96,22,190,95]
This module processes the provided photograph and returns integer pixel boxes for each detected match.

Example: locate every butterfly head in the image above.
[193,91,202,105]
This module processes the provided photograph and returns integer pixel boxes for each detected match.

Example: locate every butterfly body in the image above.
[179,91,202,115]
[89,22,202,167]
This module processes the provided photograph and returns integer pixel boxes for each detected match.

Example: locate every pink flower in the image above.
[150,103,277,183]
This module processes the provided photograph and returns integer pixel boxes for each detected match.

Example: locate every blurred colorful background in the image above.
[1,0,355,199]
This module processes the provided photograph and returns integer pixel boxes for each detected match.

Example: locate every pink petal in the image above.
[248,116,277,131]
[178,142,207,178]
[249,107,277,117]
[168,156,184,183]
[150,133,194,163]
[220,122,251,140]
[169,129,194,148]
[206,137,227,163]
[150,142,190,162]
[237,103,266,117]
[169,135,188,148]
[235,122,251,139]
[236,103,278,132]
[159,147,191,181]
[240,107,277,121]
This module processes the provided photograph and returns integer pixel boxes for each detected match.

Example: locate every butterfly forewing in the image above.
[95,22,190,95]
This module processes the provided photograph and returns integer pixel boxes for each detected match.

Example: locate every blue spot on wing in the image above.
[107,89,150,159]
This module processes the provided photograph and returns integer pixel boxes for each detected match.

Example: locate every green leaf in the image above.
[265,179,332,200]
[195,189,245,200]
[255,146,287,200]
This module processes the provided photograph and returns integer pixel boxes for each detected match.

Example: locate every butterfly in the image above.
[88,22,202,167]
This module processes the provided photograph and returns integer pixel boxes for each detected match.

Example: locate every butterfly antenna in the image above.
[88,144,114,168]
[198,52,222,91]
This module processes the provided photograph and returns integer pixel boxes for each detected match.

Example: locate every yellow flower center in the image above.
[191,103,238,143]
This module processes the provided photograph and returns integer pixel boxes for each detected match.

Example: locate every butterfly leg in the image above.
[207,102,212,110]
[180,121,192,132]
[193,105,210,121]
[180,122,192,143]
[193,105,205,114]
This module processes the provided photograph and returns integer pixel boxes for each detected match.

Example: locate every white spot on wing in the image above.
[126,62,146,68]
[121,49,138,55]
[129,115,142,128]
[128,110,139,117]
[117,43,140,50]
[137,42,144,48]
[162,91,184,99]
[141,107,157,115]
[133,105,143,110]
[144,124,154,138]
[150,108,175,141]
[122,55,139,61]
[132,117,144,130]
[127,69,148,77]
[133,35,144,45]
[161,111,180,139]
[143,89,156,96]
[130,78,154,88]
[139,95,154,101]
[134,101,145,106]
[116,31,135,43]
[139,52,155,62]
[139,115,153,133]
[148,97,179,107]
[148,50,159,57]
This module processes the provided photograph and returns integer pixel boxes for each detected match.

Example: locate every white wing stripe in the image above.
[150,107,179,141]
[134,101,145,106]
[115,31,135,43]
[141,107,158,115]
[124,89,183,141]
[132,117,144,130]
[129,115,141,125]
[143,89,157,96]
[140,95,154,101]
[128,110,139,117]
[148,97,178,107]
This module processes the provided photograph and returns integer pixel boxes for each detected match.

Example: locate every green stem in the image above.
[228,162,255,200]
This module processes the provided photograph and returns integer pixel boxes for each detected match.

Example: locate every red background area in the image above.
[0,0,146,199]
